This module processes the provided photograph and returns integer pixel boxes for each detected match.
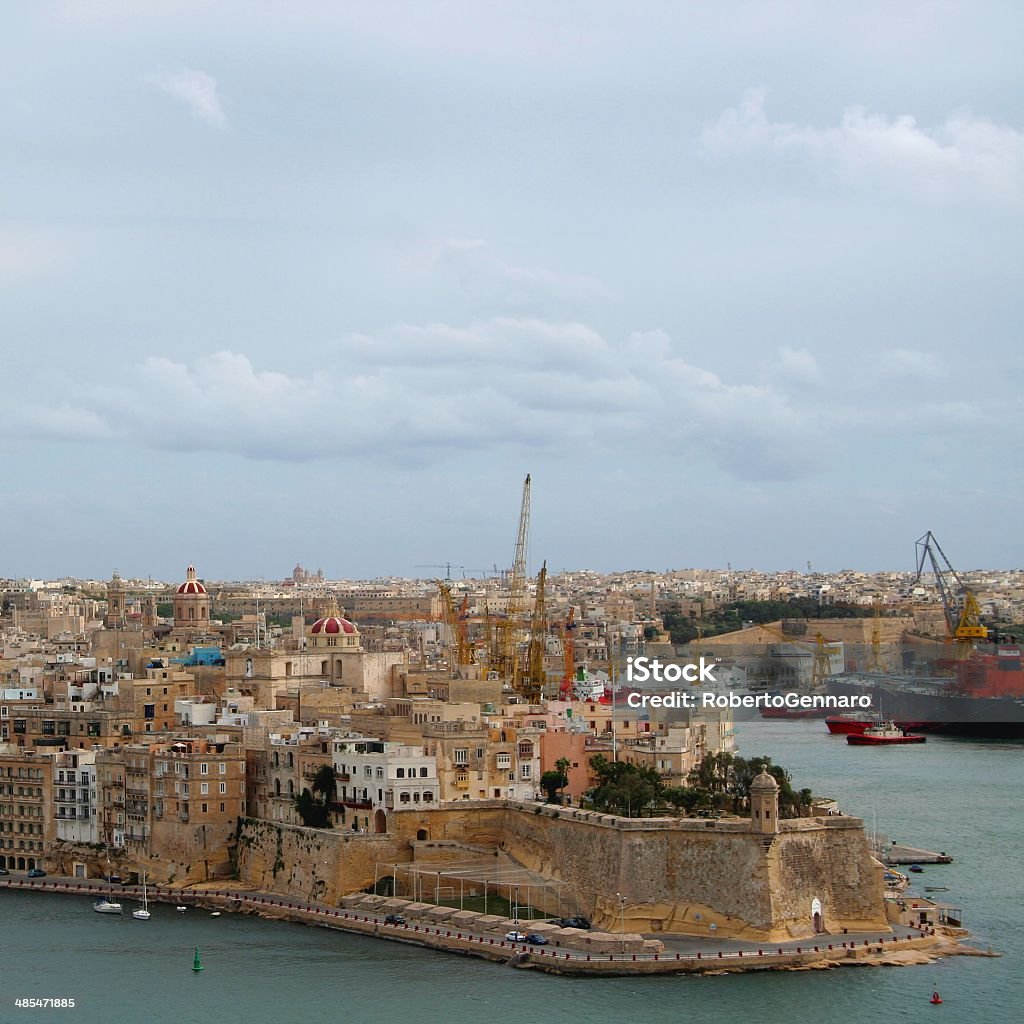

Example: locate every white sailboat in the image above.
[94,854,122,914]
[133,870,150,920]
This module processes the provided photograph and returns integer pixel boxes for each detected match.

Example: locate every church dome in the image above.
[311,615,357,635]
[176,565,207,595]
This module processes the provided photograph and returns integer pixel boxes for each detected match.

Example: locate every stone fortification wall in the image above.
[234,802,886,941]
[233,819,401,904]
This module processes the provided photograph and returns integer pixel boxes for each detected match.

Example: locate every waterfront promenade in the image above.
[1,875,956,976]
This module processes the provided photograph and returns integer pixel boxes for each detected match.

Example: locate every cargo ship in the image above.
[846,721,927,745]
[826,646,1024,739]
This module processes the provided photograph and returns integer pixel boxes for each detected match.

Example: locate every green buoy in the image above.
[192,946,204,972]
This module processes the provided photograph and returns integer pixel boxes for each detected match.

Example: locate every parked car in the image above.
[105,874,123,885]
[525,934,549,945]
[505,930,527,942]
[0,867,9,875]
[383,914,406,925]
[27,868,47,878]
[554,916,590,930]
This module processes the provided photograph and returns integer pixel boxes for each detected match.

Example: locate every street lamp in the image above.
[615,891,626,953]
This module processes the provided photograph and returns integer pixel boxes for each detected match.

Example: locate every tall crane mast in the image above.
[558,607,577,699]
[496,474,531,684]
[914,531,987,660]
[522,561,547,703]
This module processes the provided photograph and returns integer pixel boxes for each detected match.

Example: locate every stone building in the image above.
[333,737,437,833]
[0,748,54,871]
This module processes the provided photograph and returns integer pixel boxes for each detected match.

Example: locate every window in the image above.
[496,753,511,767]
[219,782,226,794]
[218,763,226,775]
[454,749,468,764]
[200,783,208,795]
[396,768,405,778]
[201,803,208,813]
[200,764,208,775]
[520,764,532,780]
[220,803,225,812]
[419,767,428,777]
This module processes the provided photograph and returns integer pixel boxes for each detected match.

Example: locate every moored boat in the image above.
[847,721,927,745]
[826,712,880,735]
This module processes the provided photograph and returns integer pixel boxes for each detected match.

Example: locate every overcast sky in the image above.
[2,1,1022,581]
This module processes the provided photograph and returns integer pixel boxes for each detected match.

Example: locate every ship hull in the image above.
[827,675,1024,739]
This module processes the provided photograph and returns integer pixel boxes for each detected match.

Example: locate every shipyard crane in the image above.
[437,581,476,671]
[913,531,988,660]
[865,599,889,673]
[558,606,577,699]
[522,562,548,703]
[494,474,531,685]
[757,622,842,689]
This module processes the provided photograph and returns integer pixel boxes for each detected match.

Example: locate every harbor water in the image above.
[2,719,1021,1024]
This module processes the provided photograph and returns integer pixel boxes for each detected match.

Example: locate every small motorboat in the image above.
[909,864,924,873]
[210,911,221,917]
[176,905,188,912]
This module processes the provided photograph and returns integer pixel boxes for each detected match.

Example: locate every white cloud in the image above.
[148,68,226,128]
[775,346,822,386]
[7,321,822,480]
[702,89,1024,206]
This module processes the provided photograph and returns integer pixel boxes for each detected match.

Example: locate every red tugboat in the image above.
[847,721,927,745]
[826,712,880,735]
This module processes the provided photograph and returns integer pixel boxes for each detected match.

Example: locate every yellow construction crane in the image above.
[437,581,475,671]
[914,531,988,660]
[757,622,841,689]
[865,599,889,673]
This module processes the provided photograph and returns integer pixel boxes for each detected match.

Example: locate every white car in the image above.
[505,930,527,942]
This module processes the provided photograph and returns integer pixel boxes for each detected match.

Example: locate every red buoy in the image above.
[930,992,943,1005]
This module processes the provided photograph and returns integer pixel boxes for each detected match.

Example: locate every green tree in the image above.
[554,757,571,799]
[540,770,567,803]
[294,788,330,828]
[294,765,337,828]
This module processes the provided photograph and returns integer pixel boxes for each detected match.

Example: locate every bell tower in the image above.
[105,571,126,629]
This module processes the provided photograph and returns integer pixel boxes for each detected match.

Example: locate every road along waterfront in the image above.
[1,876,952,976]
